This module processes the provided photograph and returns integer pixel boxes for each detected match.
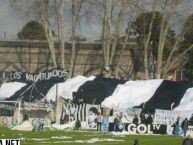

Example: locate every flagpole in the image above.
[55,83,59,124]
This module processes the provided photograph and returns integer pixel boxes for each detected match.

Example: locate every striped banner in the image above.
[61,103,100,124]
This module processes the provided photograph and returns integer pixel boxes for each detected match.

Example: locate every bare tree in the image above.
[57,0,66,69]
[40,0,58,68]
[10,0,193,80]
[101,0,133,78]
[143,0,156,79]
[68,0,78,77]
[109,0,130,66]
[132,0,191,79]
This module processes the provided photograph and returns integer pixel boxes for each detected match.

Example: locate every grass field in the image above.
[0,126,184,145]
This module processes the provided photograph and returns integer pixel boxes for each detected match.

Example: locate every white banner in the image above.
[112,107,142,123]
[4,69,68,82]
[154,109,193,125]
[124,107,142,123]
[0,116,17,126]
[125,108,142,118]
[0,116,51,126]
[86,104,100,129]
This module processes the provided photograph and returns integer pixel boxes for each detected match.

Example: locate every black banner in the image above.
[2,69,69,101]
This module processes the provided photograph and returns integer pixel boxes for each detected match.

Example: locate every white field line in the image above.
[101,136,181,145]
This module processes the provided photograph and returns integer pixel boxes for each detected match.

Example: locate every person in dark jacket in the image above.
[182,118,189,137]
[132,115,139,125]
[189,114,193,125]
[114,115,119,124]
[146,114,153,125]
[140,113,146,124]
[133,139,139,145]
[182,135,193,145]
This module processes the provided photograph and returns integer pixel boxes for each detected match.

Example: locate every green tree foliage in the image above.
[181,14,193,81]
[181,14,193,47]
[17,21,46,40]
[132,11,175,58]
[131,11,175,77]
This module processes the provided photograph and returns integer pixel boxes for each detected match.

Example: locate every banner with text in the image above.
[154,109,193,125]
[125,123,167,134]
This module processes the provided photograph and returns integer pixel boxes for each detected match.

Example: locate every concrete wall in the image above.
[0,40,138,79]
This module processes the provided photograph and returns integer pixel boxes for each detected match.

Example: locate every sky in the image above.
[0,0,102,41]
[0,0,193,41]
[0,0,25,40]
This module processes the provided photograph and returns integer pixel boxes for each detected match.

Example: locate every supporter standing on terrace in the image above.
[140,113,146,124]
[182,135,193,145]
[174,116,184,136]
[182,118,189,137]
[118,112,123,123]
[132,115,139,125]
[189,114,193,125]
[114,115,119,124]
[102,113,109,133]
[96,112,102,131]
[146,114,153,125]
